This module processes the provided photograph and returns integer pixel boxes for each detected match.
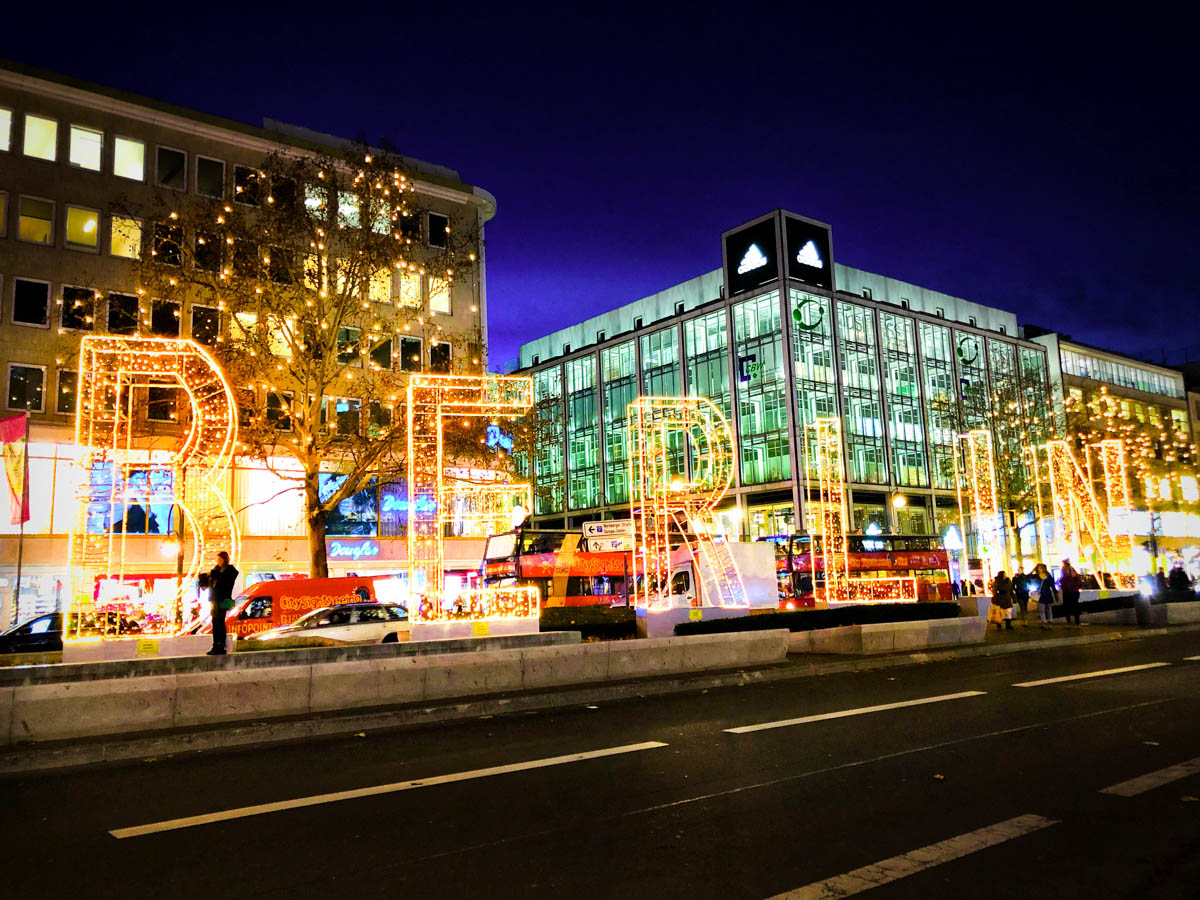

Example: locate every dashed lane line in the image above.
[724,691,986,734]
[110,741,669,839]
[1100,756,1200,797]
[1013,662,1170,688]
[765,814,1059,899]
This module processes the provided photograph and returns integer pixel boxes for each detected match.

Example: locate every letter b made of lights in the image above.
[628,396,748,611]
[804,417,917,604]
[406,374,539,623]
[67,336,241,639]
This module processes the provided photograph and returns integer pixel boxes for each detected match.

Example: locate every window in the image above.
[633,317,644,330]
[65,206,100,251]
[234,165,260,205]
[968,316,977,326]
[429,341,451,372]
[69,125,102,171]
[196,156,225,198]
[597,330,606,342]
[110,216,142,259]
[0,192,6,237]
[113,136,144,180]
[337,192,360,228]
[400,336,422,372]
[368,401,392,436]
[244,596,273,619]
[107,293,139,334]
[368,268,391,303]
[61,286,96,331]
[427,212,449,248]
[156,146,186,190]
[998,324,1007,335]
[900,298,910,309]
[336,327,362,366]
[370,338,392,370]
[18,196,54,244]
[330,397,360,435]
[57,370,78,414]
[23,114,57,161]
[150,299,180,336]
[12,278,50,327]
[563,343,571,355]
[265,392,292,431]
[429,276,451,314]
[147,385,179,422]
[153,221,183,266]
[935,307,945,318]
[0,108,10,151]
[671,570,691,595]
[396,271,421,308]
[191,305,220,345]
[194,230,221,271]
[862,287,872,299]
[7,364,45,412]
[675,301,685,316]
[268,249,293,284]
[531,355,540,365]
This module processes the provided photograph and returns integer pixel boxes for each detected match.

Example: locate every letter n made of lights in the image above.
[805,417,917,604]
[406,374,538,622]
[1026,438,1136,585]
[628,396,746,612]
[67,336,240,639]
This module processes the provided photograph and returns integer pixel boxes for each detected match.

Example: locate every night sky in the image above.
[9,5,1198,369]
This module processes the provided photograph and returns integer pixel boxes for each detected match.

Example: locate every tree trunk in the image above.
[306,469,329,578]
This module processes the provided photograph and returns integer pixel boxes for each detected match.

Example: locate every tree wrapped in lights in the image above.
[125,145,494,575]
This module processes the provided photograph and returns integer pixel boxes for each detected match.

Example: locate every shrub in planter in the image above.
[540,605,636,640]
[674,602,959,636]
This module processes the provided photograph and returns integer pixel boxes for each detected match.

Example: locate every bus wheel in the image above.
[382,632,399,643]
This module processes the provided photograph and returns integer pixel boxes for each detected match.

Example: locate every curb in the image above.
[4,623,1198,776]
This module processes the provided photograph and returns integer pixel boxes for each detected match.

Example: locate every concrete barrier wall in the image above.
[2,630,789,746]
[788,617,986,655]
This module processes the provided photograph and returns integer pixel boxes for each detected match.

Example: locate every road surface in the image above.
[3,629,1199,899]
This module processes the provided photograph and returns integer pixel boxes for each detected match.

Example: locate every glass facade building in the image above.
[518,211,1054,540]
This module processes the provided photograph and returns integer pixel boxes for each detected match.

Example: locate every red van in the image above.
[196,576,403,640]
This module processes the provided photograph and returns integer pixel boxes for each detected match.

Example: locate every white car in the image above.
[255,602,409,644]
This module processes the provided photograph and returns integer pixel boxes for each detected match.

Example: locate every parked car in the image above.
[0,613,64,653]
[253,602,409,644]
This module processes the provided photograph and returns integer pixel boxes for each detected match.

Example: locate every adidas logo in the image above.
[736,243,769,275]
[796,240,823,269]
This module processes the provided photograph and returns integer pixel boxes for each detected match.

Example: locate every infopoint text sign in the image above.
[784,215,833,290]
[724,217,780,296]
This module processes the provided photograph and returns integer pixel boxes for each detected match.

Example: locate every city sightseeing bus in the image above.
[482,527,632,607]
[761,533,954,608]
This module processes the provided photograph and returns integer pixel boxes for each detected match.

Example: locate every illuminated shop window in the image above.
[65,206,100,251]
[23,114,57,161]
[18,196,54,244]
[565,355,600,510]
[110,216,143,259]
[838,302,887,484]
[69,125,102,171]
[882,312,927,487]
[113,136,144,180]
[791,291,838,478]
[601,340,636,504]
[919,321,956,490]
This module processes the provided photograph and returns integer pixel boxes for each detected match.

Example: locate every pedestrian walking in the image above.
[1034,563,1057,629]
[1060,560,1082,626]
[1155,569,1168,596]
[207,550,239,656]
[1012,566,1030,624]
[989,571,1015,630]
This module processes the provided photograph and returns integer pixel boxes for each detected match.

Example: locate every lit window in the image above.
[57,370,78,415]
[304,185,327,216]
[7,364,45,412]
[153,221,184,266]
[337,327,362,366]
[18,196,54,244]
[156,147,186,190]
[197,157,225,197]
[23,114,57,161]
[337,192,360,228]
[113,136,145,180]
[266,392,293,431]
[12,278,50,327]
[427,212,449,248]
[0,108,11,151]
[61,286,96,331]
[369,268,391,303]
[190,306,220,345]
[110,216,142,259]
[429,276,451,314]
[234,165,260,205]
[107,293,140,335]
[150,299,181,336]
[65,206,100,251]
[396,271,421,308]
[69,125,102,171]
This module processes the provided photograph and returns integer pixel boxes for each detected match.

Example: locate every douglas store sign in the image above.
[723,211,834,297]
[326,538,402,562]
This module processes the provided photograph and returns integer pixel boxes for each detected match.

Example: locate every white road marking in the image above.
[724,691,986,734]
[1013,662,1170,687]
[110,741,668,839]
[1100,756,1200,797]
[765,814,1058,899]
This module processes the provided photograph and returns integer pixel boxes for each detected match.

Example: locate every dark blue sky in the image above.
[11,4,1198,368]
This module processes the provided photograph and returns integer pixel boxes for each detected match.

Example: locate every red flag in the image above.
[0,413,29,525]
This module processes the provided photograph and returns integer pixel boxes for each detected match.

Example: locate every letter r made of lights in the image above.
[628,396,747,611]
[406,374,538,623]
[67,336,240,639]
[805,417,917,604]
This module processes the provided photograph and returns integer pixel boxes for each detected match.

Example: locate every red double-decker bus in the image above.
[482,528,632,607]
[761,533,954,608]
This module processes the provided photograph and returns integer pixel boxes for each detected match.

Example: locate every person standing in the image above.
[990,571,1015,630]
[1012,567,1030,624]
[207,551,239,656]
[1035,563,1057,629]
[1060,559,1082,626]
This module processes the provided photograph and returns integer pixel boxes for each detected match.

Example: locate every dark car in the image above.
[0,613,64,654]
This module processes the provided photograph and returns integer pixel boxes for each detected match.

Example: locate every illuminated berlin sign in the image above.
[328,539,381,560]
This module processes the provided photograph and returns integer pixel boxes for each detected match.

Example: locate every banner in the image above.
[0,413,29,525]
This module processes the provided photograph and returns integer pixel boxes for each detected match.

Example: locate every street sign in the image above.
[582,519,634,538]
[586,535,634,553]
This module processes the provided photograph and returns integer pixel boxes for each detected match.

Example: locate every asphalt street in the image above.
[3,630,1199,899]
